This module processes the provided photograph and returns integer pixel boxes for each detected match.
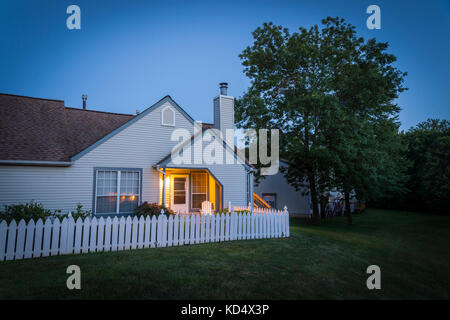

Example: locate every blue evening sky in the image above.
[0,0,449,130]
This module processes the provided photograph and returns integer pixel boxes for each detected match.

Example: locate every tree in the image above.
[320,17,408,224]
[402,119,450,213]
[236,21,342,224]
[236,18,407,225]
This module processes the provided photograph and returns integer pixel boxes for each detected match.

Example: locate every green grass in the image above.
[1,208,449,299]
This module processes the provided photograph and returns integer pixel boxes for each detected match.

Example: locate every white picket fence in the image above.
[0,209,289,262]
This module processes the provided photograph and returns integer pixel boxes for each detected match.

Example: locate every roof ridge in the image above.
[65,106,134,117]
[0,92,64,103]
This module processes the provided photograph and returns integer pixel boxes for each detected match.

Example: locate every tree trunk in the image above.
[345,191,352,225]
[308,173,320,225]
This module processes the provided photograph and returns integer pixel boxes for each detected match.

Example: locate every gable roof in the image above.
[0,93,134,163]
[70,95,195,161]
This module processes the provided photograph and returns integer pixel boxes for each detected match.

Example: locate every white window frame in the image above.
[94,168,141,215]
[190,172,208,210]
[161,105,175,127]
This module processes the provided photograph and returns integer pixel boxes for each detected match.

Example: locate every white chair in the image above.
[201,201,213,215]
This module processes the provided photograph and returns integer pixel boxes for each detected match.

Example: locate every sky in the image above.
[0,0,449,130]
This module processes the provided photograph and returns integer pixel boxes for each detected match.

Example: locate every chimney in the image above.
[82,94,87,110]
[219,82,228,95]
[214,82,235,145]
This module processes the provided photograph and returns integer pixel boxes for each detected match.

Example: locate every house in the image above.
[254,159,310,216]
[0,83,255,215]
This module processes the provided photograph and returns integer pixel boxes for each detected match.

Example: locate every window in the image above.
[173,177,186,204]
[262,193,277,209]
[161,106,175,126]
[95,169,141,214]
[191,173,207,210]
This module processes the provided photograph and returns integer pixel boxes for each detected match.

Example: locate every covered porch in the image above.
[157,167,223,214]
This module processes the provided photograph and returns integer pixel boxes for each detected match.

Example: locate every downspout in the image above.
[248,168,255,212]
[155,165,166,207]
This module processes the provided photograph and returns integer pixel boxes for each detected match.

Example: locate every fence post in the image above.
[284,206,290,237]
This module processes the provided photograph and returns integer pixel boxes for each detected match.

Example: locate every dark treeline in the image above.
[370,119,449,214]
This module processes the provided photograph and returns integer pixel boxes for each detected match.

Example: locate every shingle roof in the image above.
[0,93,134,162]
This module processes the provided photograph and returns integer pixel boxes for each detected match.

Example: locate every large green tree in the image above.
[236,18,407,224]
[321,18,408,224]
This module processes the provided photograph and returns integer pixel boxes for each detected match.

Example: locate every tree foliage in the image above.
[236,17,407,224]
[374,119,449,214]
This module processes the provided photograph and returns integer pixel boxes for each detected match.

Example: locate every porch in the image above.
[158,168,223,214]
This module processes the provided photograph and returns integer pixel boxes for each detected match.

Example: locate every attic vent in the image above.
[161,106,175,126]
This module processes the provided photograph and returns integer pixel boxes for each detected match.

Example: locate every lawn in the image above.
[0,208,449,299]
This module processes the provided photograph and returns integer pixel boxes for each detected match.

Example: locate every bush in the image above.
[59,203,91,221]
[134,202,175,218]
[0,202,92,223]
[0,201,60,223]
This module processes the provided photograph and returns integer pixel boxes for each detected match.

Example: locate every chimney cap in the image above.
[219,82,228,95]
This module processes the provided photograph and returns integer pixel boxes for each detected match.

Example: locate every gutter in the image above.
[0,160,73,167]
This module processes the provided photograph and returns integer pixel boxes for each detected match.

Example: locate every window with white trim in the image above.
[161,106,175,126]
[191,173,208,210]
[95,169,141,214]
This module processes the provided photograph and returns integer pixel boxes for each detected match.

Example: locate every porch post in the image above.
[162,168,166,207]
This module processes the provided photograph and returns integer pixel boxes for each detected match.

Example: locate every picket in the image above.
[124,216,132,250]
[193,215,199,244]
[137,216,145,249]
[5,220,17,260]
[73,218,82,254]
[200,215,205,243]
[215,214,220,242]
[89,218,98,252]
[208,214,213,243]
[97,217,105,252]
[0,206,290,261]
[106,217,114,252]
[131,216,139,250]
[173,215,179,246]
[81,218,91,254]
[168,215,173,247]
[161,215,168,247]
[144,216,151,248]
[179,215,185,245]
[42,219,52,257]
[24,219,35,259]
[117,217,126,251]
[224,213,230,241]
[0,220,7,261]
[245,212,252,240]
[229,213,234,241]
[150,215,157,248]
[15,220,26,260]
[65,217,75,254]
[50,219,60,256]
[189,215,195,245]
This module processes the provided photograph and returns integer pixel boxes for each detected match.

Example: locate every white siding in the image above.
[213,95,234,135]
[0,101,195,213]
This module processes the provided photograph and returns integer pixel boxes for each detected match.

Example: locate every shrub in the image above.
[134,202,175,218]
[0,202,92,223]
[0,201,59,223]
[59,203,91,221]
